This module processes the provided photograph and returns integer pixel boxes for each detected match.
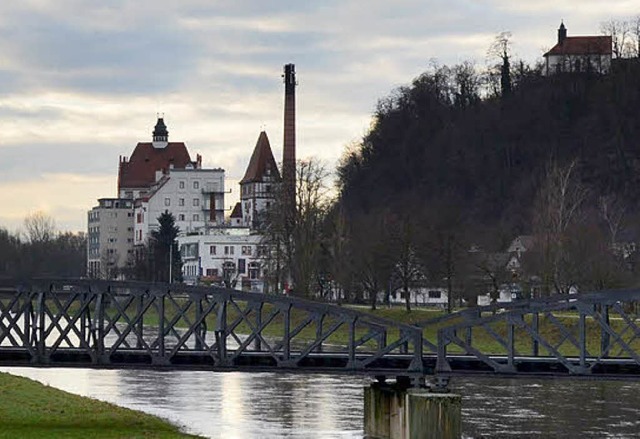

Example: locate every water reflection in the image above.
[2,367,640,438]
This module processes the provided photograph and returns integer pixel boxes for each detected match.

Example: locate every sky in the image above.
[0,0,636,233]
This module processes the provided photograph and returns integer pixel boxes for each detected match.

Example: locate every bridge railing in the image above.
[414,292,611,355]
[432,290,640,376]
[0,279,425,378]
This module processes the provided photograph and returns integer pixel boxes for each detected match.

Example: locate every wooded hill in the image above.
[338,60,640,236]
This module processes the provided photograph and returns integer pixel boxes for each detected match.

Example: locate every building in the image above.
[88,117,225,278]
[543,22,612,75]
[87,198,135,278]
[179,227,265,292]
[238,131,281,229]
[133,166,225,245]
[118,117,197,200]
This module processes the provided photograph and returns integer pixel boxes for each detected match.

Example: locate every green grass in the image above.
[0,372,202,439]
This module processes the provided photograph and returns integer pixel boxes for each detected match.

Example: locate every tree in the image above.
[349,211,395,310]
[532,159,588,294]
[488,31,513,97]
[262,159,332,297]
[23,211,56,243]
[601,19,632,59]
[389,214,424,311]
[150,211,181,283]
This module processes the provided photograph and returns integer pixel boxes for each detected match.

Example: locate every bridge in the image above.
[1,279,639,387]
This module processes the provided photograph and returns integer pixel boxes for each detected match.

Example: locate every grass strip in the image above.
[0,372,202,439]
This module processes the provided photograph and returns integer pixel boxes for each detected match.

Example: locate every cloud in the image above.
[0,0,636,232]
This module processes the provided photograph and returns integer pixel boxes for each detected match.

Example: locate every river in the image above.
[2,367,639,438]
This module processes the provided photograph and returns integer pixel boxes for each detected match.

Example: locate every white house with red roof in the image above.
[543,22,612,75]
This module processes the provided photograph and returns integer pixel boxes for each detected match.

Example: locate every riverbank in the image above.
[0,372,201,438]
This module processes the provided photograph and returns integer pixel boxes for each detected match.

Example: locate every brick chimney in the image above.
[283,63,296,204]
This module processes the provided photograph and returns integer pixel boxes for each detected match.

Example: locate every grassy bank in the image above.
[0,372,201,439]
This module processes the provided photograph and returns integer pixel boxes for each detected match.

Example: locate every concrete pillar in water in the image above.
[364,383,461,439]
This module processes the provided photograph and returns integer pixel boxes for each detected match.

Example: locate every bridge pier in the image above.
[364,381,461,439]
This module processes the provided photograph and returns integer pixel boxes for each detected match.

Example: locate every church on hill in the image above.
[543,22,612,75]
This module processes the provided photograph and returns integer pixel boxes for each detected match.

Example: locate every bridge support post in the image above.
[364,382,461,439]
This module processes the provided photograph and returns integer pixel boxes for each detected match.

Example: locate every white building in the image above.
[386,287,449,308]
[133,167,225,245]
[543,22,612,75]
[87,198,135,278]
[179,228,265,292]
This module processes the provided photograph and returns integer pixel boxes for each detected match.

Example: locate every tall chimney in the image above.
[283,63,296,204]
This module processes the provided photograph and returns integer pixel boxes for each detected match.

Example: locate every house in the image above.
[179,227,265,292]
[543,22,612,75]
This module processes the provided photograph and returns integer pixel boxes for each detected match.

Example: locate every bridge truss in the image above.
[0,279,424,382]
[1,279,639,384]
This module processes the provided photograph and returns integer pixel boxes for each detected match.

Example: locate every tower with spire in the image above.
[238,131,281,229]
[152,116,169,148]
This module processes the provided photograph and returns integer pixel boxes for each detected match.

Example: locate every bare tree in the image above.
[487,31,513,96]
[601,19,632,58]
[390,215,424,311]
[262,158,332,297]
[23,211,56,243]
[350,211,394,310]
[599,194,627,245]
[533,159,589,294]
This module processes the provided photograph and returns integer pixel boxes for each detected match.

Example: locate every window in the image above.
[127,212,133,217]
[248,262,260,280]
[224,246,235,255]
[179,181,185,189]
[179,198,185,206]
[241,246,252,255]
[164,198,170,206]
[206,268,219,277]
[209,245,216,255]
[193,181,200,189]
[266,185,271,193]
[428,290,442,299]
[193,214,200,221]
[193,198,200,207]
[178,214,185,221]
[136,213,143,224]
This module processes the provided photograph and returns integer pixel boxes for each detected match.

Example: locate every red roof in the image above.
[230,202,243,218]
[239,131,281,184]
[118,142,192,190]
[544,36,612,57]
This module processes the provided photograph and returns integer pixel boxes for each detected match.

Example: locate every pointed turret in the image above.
[240,131,281,184]
[152,116,169,148]
[239,131,280,229]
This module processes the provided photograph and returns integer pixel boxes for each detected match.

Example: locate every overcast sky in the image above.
[0,1,636,233]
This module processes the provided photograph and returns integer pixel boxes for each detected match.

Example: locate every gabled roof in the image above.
[118,142,192,190]
[239,131,281,184]
[544,36,612,57]
[230,202,243,219]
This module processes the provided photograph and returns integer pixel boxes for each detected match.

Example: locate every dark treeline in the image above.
[0,212,86,279]
[338,61,640,230]
[315,55,640,309]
